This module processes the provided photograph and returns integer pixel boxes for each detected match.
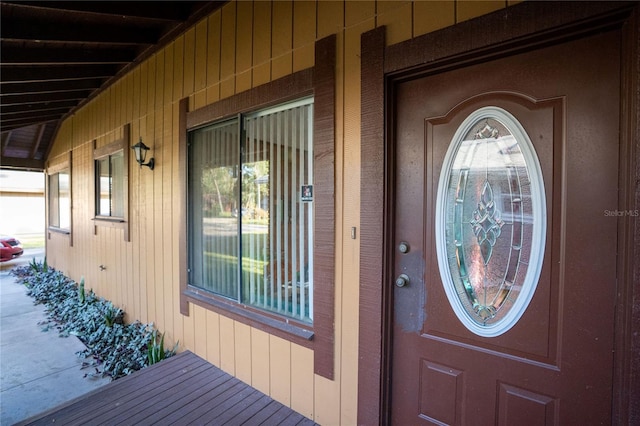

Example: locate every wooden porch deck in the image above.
[18,351,317,426]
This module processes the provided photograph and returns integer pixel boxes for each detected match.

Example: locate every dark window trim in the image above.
[179,34,336,380]
[358,2,639,424]
[92,123,131,242]
[46,151,73,246]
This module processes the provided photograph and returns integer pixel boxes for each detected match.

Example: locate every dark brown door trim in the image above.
[358,2,639,425]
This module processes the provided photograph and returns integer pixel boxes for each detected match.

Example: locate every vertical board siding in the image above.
[253,2,272,66]
[377,0,412,45]
[341,15,374,426]
[162,104,174,343]
[220,3,237,98]
[457,0,507,22]
[194,20,209,92]
[152,107,164,331]
[236,1,254,74]
[207,12,222,88]
[44,1,510,423]
[271,1,293,79]
[183,28,196,97]
[414,0,455,36]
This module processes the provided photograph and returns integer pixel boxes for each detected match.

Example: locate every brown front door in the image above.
[391,30,621,424]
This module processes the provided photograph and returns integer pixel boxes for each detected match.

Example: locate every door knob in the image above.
[395,273,410,287]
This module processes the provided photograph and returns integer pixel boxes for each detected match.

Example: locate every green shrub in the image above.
[10,264,177,380]
[148,330,178,366]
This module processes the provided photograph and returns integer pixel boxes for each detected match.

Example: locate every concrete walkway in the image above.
[0,248,110,425]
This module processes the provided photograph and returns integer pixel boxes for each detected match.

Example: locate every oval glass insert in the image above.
[435,107,546,337]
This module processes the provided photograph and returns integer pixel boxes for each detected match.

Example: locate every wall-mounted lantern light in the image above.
[131,138,154,170]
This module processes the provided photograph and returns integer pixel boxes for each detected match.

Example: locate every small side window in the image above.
[49,171,71,230]
[47,152,72,243]
[92,124,130,241]
[95,151,125,218]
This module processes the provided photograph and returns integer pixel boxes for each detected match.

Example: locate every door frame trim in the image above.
[358,2,640,424]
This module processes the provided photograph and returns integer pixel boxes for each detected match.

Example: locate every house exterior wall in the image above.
[45,1,515,423]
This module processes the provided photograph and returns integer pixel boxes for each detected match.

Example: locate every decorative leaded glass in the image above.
[435,107,546,337]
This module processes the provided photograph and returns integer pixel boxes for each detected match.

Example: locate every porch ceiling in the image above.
[0,1,227,171]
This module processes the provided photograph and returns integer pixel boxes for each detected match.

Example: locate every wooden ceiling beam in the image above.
[29,123,46,159]
[1,108,71,121]
[1,131,12,157]
[2,1,204,21]
[1,115,63,131]
[1,19,162,45]
[0,79,103,95]
[1,90,91,105]
[0,65,118,82]
[0,156,45,171]
[0,100,78,114]
[0,45,137,65]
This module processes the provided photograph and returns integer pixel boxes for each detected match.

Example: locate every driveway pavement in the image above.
[0,248,110,425]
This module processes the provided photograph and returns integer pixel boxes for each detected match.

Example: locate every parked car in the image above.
[0,236,23,262]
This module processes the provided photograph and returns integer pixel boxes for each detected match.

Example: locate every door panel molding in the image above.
[358,2,639,425]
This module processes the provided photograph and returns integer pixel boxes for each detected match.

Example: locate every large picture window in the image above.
[188,98,314,323]
[181,35,335,379]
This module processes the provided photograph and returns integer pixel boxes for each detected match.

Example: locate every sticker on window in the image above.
[301,185,313,202]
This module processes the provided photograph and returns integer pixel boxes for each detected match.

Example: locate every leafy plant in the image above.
[102,302,124,327]
[147,330,178,366]
[10,265,177,380]
[28,257,48,273]
[78,277,86,304]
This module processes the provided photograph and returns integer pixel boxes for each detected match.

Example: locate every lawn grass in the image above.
[17,234,45,249]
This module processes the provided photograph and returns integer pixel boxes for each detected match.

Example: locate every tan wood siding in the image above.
[45,1,510,422]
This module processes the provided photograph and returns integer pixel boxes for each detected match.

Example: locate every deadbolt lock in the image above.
[395,273,410,288]
[398,241,410,253]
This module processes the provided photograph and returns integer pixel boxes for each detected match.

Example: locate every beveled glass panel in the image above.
[436,107,546,337]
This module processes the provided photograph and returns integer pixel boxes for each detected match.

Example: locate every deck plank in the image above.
[223,393,274,424]
[242,400,285,425]
[192,387,261,424]
[70,359,211,424]
[19,351,317,426]
[18,351,202,425]
[126,368,232,424]
[92,364,217,424]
